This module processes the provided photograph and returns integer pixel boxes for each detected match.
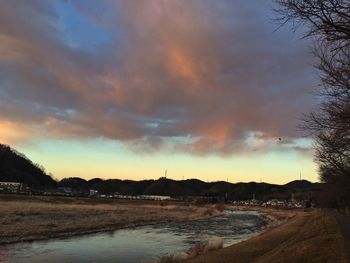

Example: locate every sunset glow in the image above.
[0,0,318,183]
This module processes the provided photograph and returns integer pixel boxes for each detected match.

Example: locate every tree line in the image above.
[277,0,350,209]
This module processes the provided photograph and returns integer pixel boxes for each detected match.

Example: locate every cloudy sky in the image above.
[0,0,319,183]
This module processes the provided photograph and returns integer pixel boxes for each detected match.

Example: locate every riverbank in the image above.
[231,206,297,230]
[0,195,223,244]
[153,206,295,263]
[186,210,348,263]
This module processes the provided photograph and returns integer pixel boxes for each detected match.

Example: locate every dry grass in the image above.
[186,210,348,263]
[186,239,224,258]
[0,196,223,244]
[151,239,224,263]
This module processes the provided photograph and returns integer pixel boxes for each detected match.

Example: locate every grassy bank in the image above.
[0,195,222,244]
[185,210,348,263]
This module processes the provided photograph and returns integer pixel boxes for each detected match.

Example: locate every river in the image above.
[0,210,265,263]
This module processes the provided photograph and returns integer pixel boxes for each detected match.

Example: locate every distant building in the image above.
[57,187,72,194]
[0,182,26,193]
[113,194,172,201]
[232,197,310,209]
[89,189,98,196]
[140,195,171,201]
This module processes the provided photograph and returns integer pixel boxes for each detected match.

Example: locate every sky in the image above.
[0,0,319,184]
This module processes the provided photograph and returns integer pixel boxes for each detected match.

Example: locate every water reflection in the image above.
[0,210,264,263]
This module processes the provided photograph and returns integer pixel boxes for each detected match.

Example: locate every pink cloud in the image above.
[0,0,317,155]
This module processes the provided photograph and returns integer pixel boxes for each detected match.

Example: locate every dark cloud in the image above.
[0,0,317,154]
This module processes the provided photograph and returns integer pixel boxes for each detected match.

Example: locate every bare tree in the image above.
[276,0,350,208]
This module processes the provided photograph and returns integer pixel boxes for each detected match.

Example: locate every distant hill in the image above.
[0,143,321,201]
[57,176,321,202]
[0,144,56,189]
[285,180,320,190]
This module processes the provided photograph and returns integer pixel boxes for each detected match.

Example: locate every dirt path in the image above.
[328,210,350,260]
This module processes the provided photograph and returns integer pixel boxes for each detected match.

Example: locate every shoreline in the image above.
[231,205,298,230]
[1,211,226,246]
[0,202,290,246]
[0,197,224,245]
[186,209,348,263]
[3,201,332,263]
[150,206,296,263]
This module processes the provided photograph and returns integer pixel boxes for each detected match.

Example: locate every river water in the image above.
[0,210,265,263]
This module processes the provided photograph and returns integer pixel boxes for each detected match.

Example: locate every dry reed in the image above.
[0,197,223,244]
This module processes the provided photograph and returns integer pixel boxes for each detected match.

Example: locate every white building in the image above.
[0,182,25,193]
[113,194,171,201]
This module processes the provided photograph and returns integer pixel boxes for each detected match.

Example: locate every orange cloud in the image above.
[0,120,32,145]
[0,0,317,155]
[167,46,199,84]
[202,120,231,145]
